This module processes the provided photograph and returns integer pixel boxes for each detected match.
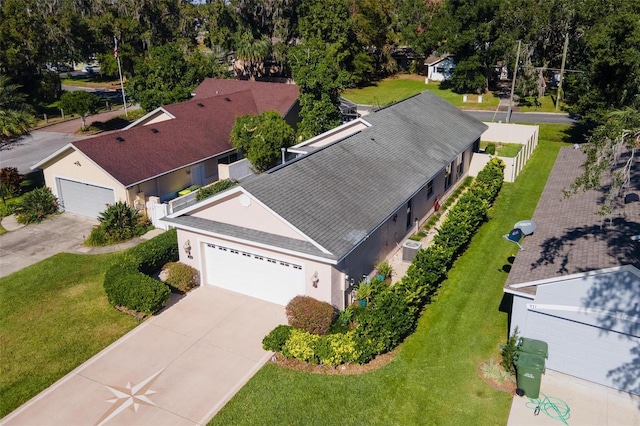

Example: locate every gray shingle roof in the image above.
[162,215,331,259]
[505,146,640,295]
[240,91,487,260]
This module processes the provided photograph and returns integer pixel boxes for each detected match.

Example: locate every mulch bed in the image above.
[477,359,517,394]
[270,350,397,375]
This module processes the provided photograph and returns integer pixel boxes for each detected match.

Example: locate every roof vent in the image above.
[224,97,231,102]
[116,136,125,142]
[197,102,205,107]
[215,90,219,95]
[151,128,159,134]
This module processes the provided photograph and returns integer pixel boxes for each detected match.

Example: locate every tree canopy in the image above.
[58,91,101,130]
[230,110,295,172]
[0,76,36,145]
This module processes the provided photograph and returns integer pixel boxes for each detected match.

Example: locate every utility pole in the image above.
[114,37,128,117]
[506,40,521,123]
[556,33,569,112]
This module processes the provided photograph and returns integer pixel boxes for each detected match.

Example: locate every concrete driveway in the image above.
[508,369,640,425]
[2,286,286,425]
[0,213,98,278]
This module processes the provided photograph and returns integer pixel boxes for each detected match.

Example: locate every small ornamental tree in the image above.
[230,110,295,172]
[0,167,23,198]
[58,91,100,130]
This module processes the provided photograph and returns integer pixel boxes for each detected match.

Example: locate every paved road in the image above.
[1,108,131,174]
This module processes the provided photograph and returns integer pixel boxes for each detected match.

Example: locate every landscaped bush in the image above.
[262,325,294,352]
[127,228,179,274]
[163,261,199,293]
[315,331,360,366]
[103,263,170,315]
[0,167,23,197]
[196,179,238,201]
[353,289,414,363]
[103,229,177,316]
[15,187,59,224]
[485,143,496,155]
[282,328,320,363]
[86,201,151,246]
[264,159,505,366]
[286,295,337,335]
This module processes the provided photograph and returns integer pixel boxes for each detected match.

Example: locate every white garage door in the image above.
[204,243,304,306]
[57,178,115,218]
[525,310,639,394]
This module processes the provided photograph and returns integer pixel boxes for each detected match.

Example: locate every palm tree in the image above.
[0,75,36,145]
[234,32,271,81]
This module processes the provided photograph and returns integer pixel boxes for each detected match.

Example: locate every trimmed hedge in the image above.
[103,229,178,315]
[286,295,337,335]
[104,265,170,314]
[127,228,179,275]
[264,158,505,365]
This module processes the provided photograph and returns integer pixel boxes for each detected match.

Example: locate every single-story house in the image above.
[504,146,640,394]
[162,91,488,308]
[425,54,455,82]
[31,79,300,218]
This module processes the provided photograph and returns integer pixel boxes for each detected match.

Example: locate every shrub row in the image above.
[103,229,179,315]
[163,261,199,293]
[263,158,505,365]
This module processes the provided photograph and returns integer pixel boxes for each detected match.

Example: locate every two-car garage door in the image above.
[204,243,304,306]
[57,178,115,218]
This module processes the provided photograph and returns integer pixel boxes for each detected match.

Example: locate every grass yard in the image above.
[341,74,499,110]
[480,141,523,157]
[518,94,567,113]
[0,253,138,417]
[210,126,571,425]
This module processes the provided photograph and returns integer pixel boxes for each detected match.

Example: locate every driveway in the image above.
[508,369,640,425]
[2,286,286,425]
[0,213,98,278]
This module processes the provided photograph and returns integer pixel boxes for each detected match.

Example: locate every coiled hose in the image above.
[525,392,571,425]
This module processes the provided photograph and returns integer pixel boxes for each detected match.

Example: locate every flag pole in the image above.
[114,37,128,117]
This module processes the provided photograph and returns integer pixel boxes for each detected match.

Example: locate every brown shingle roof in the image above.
[505,146,640,295]
[191,78,299,117]
[71,81,299,187]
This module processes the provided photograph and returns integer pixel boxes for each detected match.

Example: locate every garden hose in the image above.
[525,392,571,425]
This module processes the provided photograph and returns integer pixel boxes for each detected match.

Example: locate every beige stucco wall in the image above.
[42,149,127,202]
[189,191,305,241]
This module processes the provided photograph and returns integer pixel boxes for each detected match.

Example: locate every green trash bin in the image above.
[514,352,545,398]
[517,337,548,359]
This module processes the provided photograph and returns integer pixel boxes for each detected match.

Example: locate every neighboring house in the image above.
[31,79,300,219]
[162,92,487,308]
[504,147,640,395]
[425,54,455,82]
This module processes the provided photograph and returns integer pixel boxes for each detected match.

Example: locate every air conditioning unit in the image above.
[402,240,422,262]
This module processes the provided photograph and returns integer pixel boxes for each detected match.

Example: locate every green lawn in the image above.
[518,94,567,113]
[341,74,499,110]
[210,127,571,425]
[0,253,138,417]
[480,141,523,157]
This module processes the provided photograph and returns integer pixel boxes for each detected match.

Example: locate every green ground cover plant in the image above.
[341,75,498,110]
[0,253,138,417]
[209,130,569,426]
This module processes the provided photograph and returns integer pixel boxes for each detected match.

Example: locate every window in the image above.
[445,161,454,189]
[457,152,464,177]
[406,199,413,230]
[427,180,434,198]
[436,67,445,73]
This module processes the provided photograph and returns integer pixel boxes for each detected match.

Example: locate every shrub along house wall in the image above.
[263,158,506,365]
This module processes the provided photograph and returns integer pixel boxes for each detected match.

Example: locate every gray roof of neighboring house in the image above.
[237,91,487,261]
[505,146,640,296]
